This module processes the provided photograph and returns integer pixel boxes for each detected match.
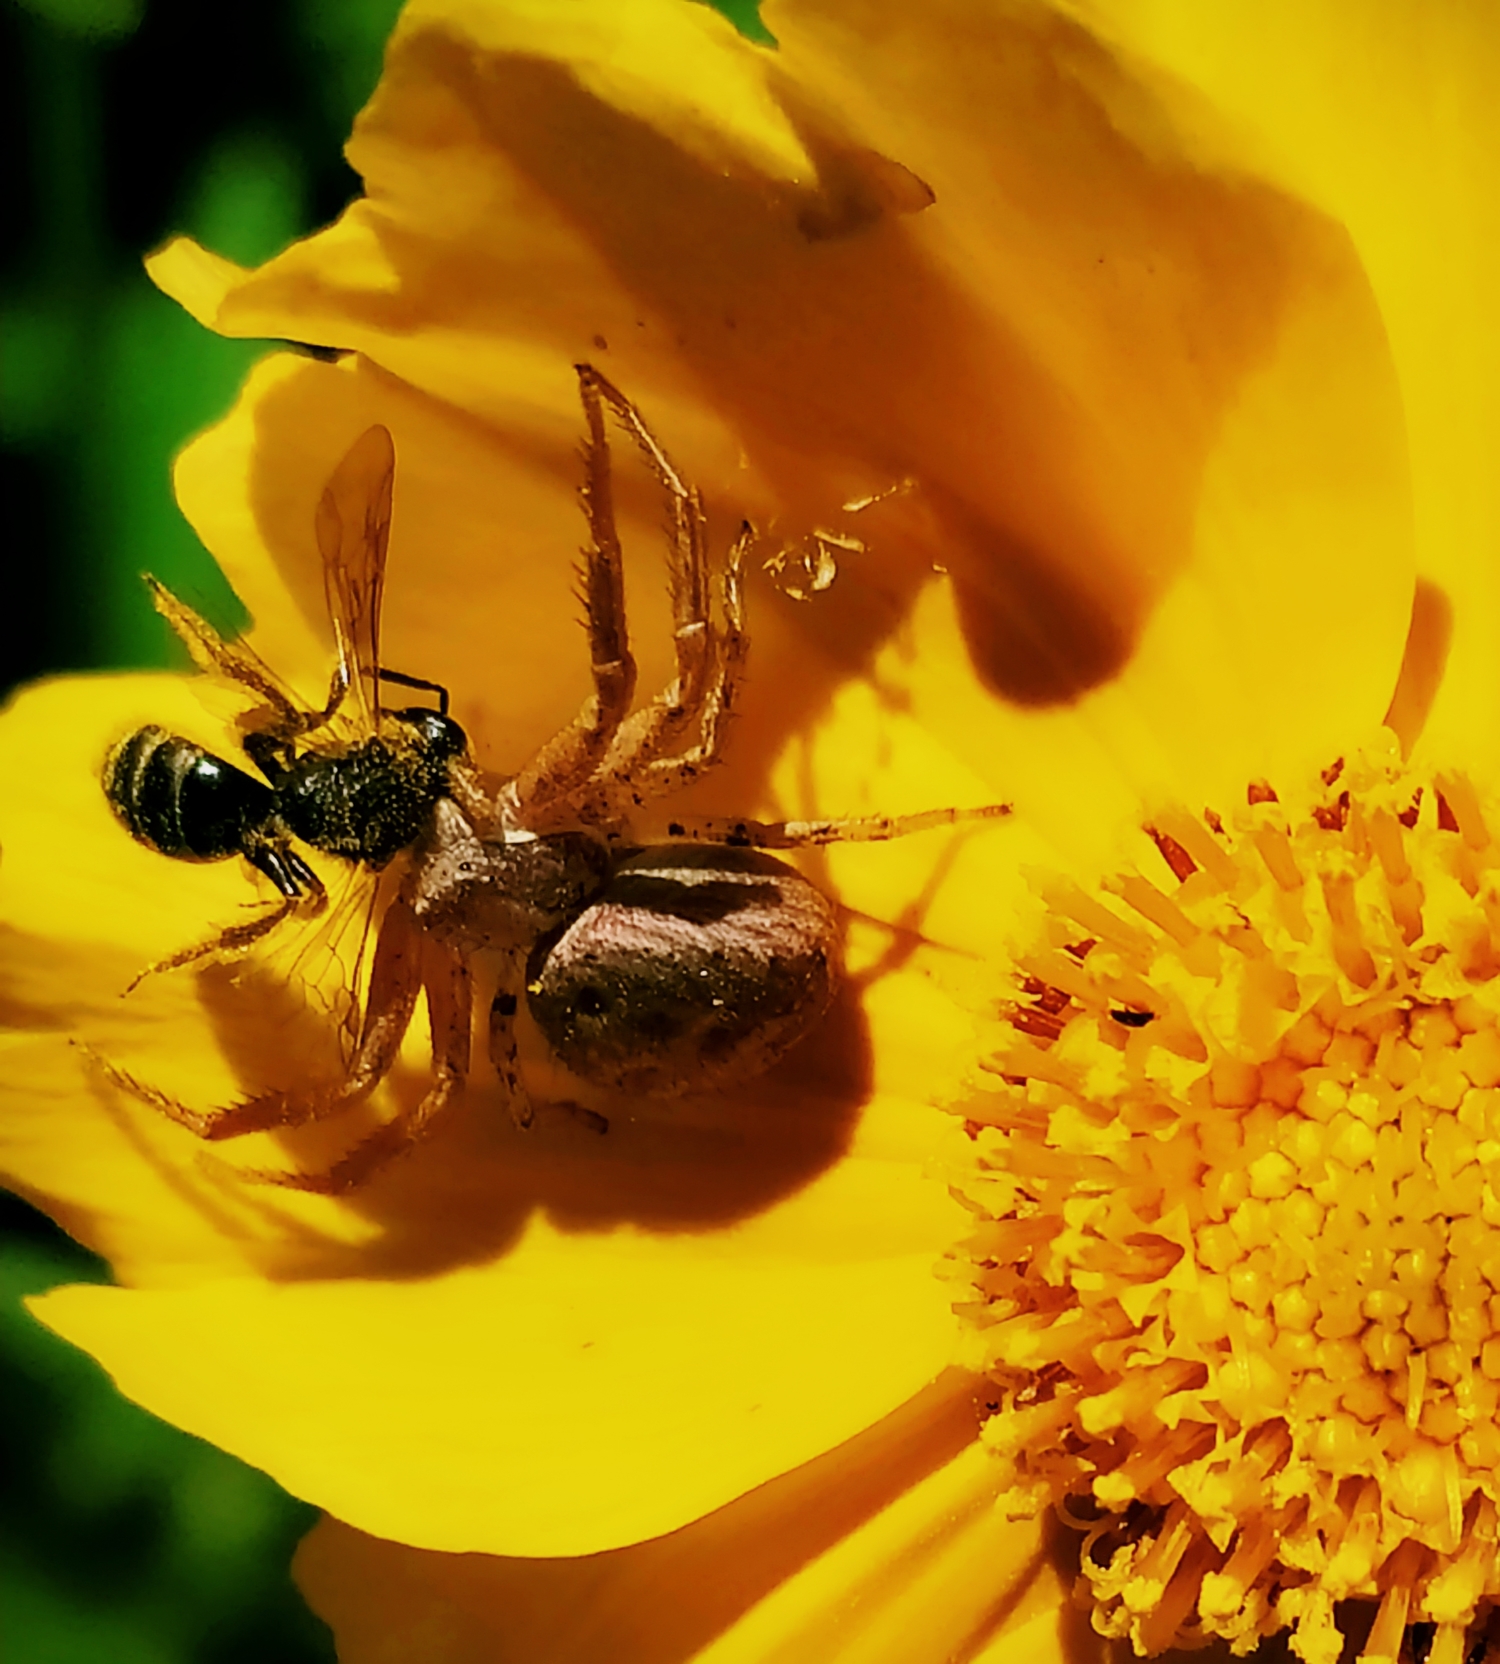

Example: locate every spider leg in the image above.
[655,802,1014,850]
[102,886,422,1143]
[491,959,607,1134]
[488,959,535,1129]
[503,370,638,818]
[598,519,753,809]
[122,854,327,994]
[570,367,718,784]
[239,921,473,1194]
[78,1043,333,1141]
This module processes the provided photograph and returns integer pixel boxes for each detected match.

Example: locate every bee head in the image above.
[393,708,468,763]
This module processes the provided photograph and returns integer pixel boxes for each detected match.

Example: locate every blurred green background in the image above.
[1,0,768,1658]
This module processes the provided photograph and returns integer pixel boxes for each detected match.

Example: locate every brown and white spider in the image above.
[101,365,1010,1192]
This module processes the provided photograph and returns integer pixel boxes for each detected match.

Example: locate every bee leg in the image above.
[237,921,472,1194]
[247,842,322,898]
[121,851,324,994]
[146,578,306,737]
[501,367,639,818]
[488,960,534,1129]
[655,803,1015,849]
[123,896,300,995]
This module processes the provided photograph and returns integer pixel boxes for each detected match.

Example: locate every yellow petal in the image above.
[766,0,1413,802]
[33,1212,960,1555]
[291,1374,1074,1664]
[150,0,1413,784]
[1076,0,1500,774]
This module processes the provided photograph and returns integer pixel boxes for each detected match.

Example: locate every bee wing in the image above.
[315,425,396,735]
[273,863,388,1063]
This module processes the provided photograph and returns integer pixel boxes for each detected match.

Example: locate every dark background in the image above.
[1,1,765,1658]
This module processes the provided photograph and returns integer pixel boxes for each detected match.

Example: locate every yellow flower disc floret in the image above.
[948,747,1500,1664]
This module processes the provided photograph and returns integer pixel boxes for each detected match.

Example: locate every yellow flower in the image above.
[1,0,1494,1659]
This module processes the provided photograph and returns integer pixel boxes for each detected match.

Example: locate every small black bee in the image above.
[103,701,466,900]
[102,428,479,976]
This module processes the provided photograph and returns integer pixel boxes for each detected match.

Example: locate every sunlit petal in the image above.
[1077,0,1500,775]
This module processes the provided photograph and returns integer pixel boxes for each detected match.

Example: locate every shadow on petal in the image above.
[1383,577,1453,758]
[335,8,1406,725]
[294,1370,1074,1664]
[180,948,872,1281]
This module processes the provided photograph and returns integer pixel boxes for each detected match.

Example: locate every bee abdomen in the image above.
[104,725,276,862]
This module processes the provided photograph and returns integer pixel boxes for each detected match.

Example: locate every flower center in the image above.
[949,748,1500,1664]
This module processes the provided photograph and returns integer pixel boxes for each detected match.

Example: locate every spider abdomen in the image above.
[526,844,840,1095]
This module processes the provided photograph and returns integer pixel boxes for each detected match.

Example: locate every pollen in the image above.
[947,748,1500,1664]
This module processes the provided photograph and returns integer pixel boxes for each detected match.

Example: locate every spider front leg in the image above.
[108,888,418,1149]
[490,956,608,1134]
[487,958,534,1129]
[502,370,639,820]
[612,519,752,806]
[239,904,474,1194]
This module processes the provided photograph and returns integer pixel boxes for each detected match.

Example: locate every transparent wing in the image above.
[264,861,389,1067]
[315,425,396,735]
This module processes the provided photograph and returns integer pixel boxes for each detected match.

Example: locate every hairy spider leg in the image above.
[558,372,753,822]
[100,884,418,1146]
[232,898,476,1192]
[488,962,606,1137]
[619,519,753,806]
[500,369,638,819]
[486,960,531,1129]
[571,365,716,781]
[657,802,1015,850]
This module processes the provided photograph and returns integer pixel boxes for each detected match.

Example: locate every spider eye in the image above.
[575,987,608,1017]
